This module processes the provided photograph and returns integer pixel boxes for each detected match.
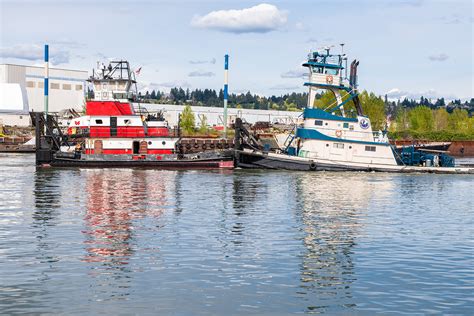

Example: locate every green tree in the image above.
[433,108,449,131]
[198,114,208,134]
[448,108,469,132]
[408,106,434,132]
[180,105,195,134]
[359,91,386,130]
[394,107,409,131]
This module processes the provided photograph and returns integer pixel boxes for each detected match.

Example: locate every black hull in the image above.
[44,156,233,169]
[236,150,397,172]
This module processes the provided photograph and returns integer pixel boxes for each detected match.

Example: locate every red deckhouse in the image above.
[67,61,176,155]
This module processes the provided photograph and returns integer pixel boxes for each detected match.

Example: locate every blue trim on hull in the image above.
[296,128,390,146]
[304,108,358,122]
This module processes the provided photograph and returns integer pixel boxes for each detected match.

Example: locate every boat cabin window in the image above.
[312,66,323,74]
[124,119,131,124]
[325,68,338,75]
[114,93,128,99]
[314,120,323,126]
[343,123,349,128]
[95,119,103,124]
[333,143,344,149]
[365,146,376,152]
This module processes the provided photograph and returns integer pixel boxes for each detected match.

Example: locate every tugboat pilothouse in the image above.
[235,47,473,174]
[33,60,233,169]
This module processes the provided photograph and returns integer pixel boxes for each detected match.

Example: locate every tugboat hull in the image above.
[45,152,234,169]
[236,150,474,174]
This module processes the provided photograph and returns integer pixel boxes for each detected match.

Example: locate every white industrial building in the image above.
[0,64,88,126]
[139,103,302,127]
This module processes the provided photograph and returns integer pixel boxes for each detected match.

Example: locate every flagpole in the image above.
[223,54,229,138]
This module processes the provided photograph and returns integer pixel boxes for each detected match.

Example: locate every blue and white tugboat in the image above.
[235,48,473,174]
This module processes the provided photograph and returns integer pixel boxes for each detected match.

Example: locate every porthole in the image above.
[148,141,152,145]
[349,146,352,149]
[326,144,329,147]
[162,141,166,145]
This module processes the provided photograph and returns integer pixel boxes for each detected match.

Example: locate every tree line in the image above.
[138,87,310,111]
[135,86,474,141]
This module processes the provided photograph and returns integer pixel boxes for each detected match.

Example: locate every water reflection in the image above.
[82,169,176,300]
[295,173,393,313]
[32,169,65,265]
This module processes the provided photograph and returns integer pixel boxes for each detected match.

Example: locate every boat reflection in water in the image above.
[81,169,177,298]
[294,173,393,312]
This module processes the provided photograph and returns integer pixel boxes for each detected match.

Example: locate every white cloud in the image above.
[295,22,306,31]
[270,84,302,91]
[428,53,449,61]
[191,4,288,34]
[137,81,192,93]
[385,88,457,100]
[281,69,307,79]
[189,58,216,64]
[0,44,70,65]
[188,70,215,77]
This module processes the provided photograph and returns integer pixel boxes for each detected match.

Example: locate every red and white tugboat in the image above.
[33,60,234,169]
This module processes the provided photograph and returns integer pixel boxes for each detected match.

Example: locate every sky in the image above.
[0,0,472,100]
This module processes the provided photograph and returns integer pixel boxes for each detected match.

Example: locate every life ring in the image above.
[186,144,192,149]
[326,75,333,84]
[335,130,342,137]
[194,143,200,149]
[201,144,207,150]
[209,143,215,149]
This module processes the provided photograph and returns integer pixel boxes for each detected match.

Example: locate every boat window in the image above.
[314,120,323,126]
[365,146,376,152]
[333,143,344,149]
[95,119,103,124]
[124,119,131,124]
[349,125,354,131]
[343,123,349,128]
[312,66,323,74]
[325,69,338,75]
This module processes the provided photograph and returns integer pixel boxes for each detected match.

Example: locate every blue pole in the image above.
[223,54,229,138]
[44,44,49,117]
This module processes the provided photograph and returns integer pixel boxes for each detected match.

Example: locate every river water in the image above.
[1,153,473,315]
